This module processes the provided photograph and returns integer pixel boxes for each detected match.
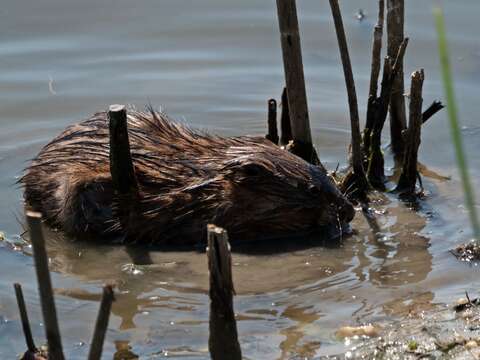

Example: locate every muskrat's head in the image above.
[213,141,355,241]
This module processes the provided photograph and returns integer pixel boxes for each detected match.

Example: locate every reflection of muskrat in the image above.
[21,108,354,245]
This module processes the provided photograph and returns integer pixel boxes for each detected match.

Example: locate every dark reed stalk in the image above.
[14,283,37,353]
[87,285,115,360]
[328,0,368,198]
[207,225,241,360]
[396,69,425,195]
[26,211,65,360]
[422,100,444,124]
[366,38,409,189]
[364,0,385,157]
[280,87,293,146]
[108,104,138,196]
[275,0,319,164]
[387,0,407,157]
[266,99,279,145]
[108,104,139,230]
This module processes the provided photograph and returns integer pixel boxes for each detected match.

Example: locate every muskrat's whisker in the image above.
[342,180,357,196]
[337,214,343,242]
[345,187,359,199]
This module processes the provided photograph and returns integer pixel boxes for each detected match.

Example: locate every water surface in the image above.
[1,0,480,358]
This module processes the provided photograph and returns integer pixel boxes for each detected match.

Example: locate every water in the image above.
[1,0,479,358]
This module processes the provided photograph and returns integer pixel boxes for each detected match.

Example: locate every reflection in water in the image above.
[358,194,432,288]
[41,227,350,330]
[17,189,434,357]
[271,191,435,357]
[279,305,321,359]
[113,341,139,360]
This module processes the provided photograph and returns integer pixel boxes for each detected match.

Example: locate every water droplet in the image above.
[121,263,144,276]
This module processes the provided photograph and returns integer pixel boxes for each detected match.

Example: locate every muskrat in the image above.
[21,108,354,245]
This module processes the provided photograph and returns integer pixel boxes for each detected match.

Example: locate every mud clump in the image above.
[338,297,480,359]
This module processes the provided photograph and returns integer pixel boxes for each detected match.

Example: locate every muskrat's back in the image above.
[22,109,354,245]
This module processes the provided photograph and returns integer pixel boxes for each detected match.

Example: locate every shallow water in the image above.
[1,0,480,358]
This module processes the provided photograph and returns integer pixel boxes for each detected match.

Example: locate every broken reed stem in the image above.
[14,283,37,353]
[328,0,367,193]
[366,38,409,189]
[280,87,293,145]
[397,70,424,195]
[366,57,392,189]
[26,211,65,360]
[364,0,385,155]
[369,0,385,102]
[108,104,139,229]
[207,225,241,360]
[276,0,320,164]
[276,0,311,144]
[422,100,444,124]
[87,285,115,360]
[391,38,408,75]
[108,104,138,197]
[266,99,279,145]
[400,100,444,143]
[387,0,407,157]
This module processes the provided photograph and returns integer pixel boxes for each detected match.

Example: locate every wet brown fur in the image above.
[21,108,354,245]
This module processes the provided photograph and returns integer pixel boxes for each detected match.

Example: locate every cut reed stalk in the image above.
[396,69,424,196]
[14,283,37,353]
[87,285,115,360]
[108,104,138,197]
[328,0,368,198]
[266,99,279,145]
[275,0,319,164]
[207,225,241,360]
[280,87,293,146]
[366,39,409,189]
[364,0,385,157]
[387,0,407,156]
[26,211,65,360]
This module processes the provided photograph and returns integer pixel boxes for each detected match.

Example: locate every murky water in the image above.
[1,0,479,358]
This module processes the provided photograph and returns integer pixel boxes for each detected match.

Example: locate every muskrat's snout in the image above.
[322,196,355,229]
[337,200,355,223]
[308,165,355,226]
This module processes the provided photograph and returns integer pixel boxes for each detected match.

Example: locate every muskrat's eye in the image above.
[308,184,321,194]
[242,163,264,177]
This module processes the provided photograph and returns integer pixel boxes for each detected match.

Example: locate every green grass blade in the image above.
[434,7,480,241]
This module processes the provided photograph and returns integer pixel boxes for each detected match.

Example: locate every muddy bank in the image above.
[336,297,480,359]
